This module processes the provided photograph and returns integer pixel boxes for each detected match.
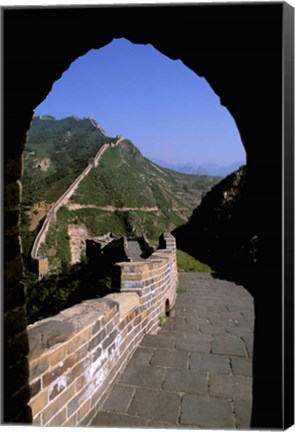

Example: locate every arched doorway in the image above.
[4,4,287,427]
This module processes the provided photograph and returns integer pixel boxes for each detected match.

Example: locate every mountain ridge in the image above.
[21,115,219,272]
[148,157,245,178]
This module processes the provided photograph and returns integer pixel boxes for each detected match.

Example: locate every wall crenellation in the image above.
[27,233,177,426]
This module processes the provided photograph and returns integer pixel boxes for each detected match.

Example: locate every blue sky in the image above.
[35,38,245,166]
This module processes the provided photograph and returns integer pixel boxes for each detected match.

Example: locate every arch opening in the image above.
[21,38,246,282]
[4,5,285,427]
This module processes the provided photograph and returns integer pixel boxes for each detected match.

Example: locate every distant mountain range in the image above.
[148,157,245,178]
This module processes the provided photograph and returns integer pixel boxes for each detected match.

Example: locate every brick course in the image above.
[27,233,177,426]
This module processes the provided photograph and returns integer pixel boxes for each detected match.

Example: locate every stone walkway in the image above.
[92,272,254,429]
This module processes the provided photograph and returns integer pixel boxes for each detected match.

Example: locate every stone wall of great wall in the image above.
[27,233,178,426]
[30,137,122,277]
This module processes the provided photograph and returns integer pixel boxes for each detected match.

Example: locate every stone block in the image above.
[42,383,76,424]
[190,353,231,373]
[180,394,235,428]
[30,378,41,399]
[175,336,211,353]
[211,335,248,357]
[209,373,252,400]
[78,399,91,422]
[163,368,208,395]
[30,389,48,418]
[67,384,93,417]
[49,344,67,367]
[128,387,180,423]
[43,353,75,387]
[233,398,252,429]
[119,363,165,389]
[231,357,252,377]
[68,326,91,354]
[141,334,176,349]
[150,348,188,369]
[45,407,67,426]
[131,346,154,366]
[103,384,135,413]
[29,356,49,382]
[106,292,139,319]
[88,328,106,351]
[64,413,77,426]
[102,330,118,350]
[92,411,149,427]
[28,320,75,359]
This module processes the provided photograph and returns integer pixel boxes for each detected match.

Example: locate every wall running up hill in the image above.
[27,233,178,426]
[31,137,122,278]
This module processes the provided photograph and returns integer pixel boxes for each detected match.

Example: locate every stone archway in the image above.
[4,4,289,427]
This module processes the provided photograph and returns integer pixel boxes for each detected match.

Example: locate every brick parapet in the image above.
[27,233,178,426]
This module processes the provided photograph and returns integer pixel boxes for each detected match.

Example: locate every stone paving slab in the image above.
[180,394,235,429]
[91,272,254,429]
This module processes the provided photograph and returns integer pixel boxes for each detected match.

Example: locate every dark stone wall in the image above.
[3,4,290,427]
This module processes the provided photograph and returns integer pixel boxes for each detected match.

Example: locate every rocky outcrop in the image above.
[173,166,258,287]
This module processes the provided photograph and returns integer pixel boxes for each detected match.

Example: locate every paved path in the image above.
[92,272,254,429]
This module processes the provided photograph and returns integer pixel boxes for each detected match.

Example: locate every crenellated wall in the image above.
[27,234,177,426]
[31,136,125,277]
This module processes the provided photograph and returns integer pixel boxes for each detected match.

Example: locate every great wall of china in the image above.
[27,232,178,426]
[27,133,181,426]
[30,135,124,278]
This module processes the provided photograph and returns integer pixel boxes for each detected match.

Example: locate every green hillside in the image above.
[21,116,219,271]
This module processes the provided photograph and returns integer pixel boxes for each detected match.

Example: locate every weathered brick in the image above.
[43,353,75,387]
[68,327,92,354]
[78,399,91,422]
[121,273,143,281]
[48,376,68,401]
[92,345,102,363]
[30,378,41,398]
[79,405,97,426]
[29,356,49,382]
[42,383,76,424]
[67,357,90,386]
[88,328,106,351]
[33,413,43,425]
[75,374,87,393]
[29,389,48,417]
[45,407,67,426]
[64,413,77,426]
[92,318,102,335]
[49,344,67,367]
[68,384,94,417]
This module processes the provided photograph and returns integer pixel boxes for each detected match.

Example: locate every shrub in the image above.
[176,249,212,272]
